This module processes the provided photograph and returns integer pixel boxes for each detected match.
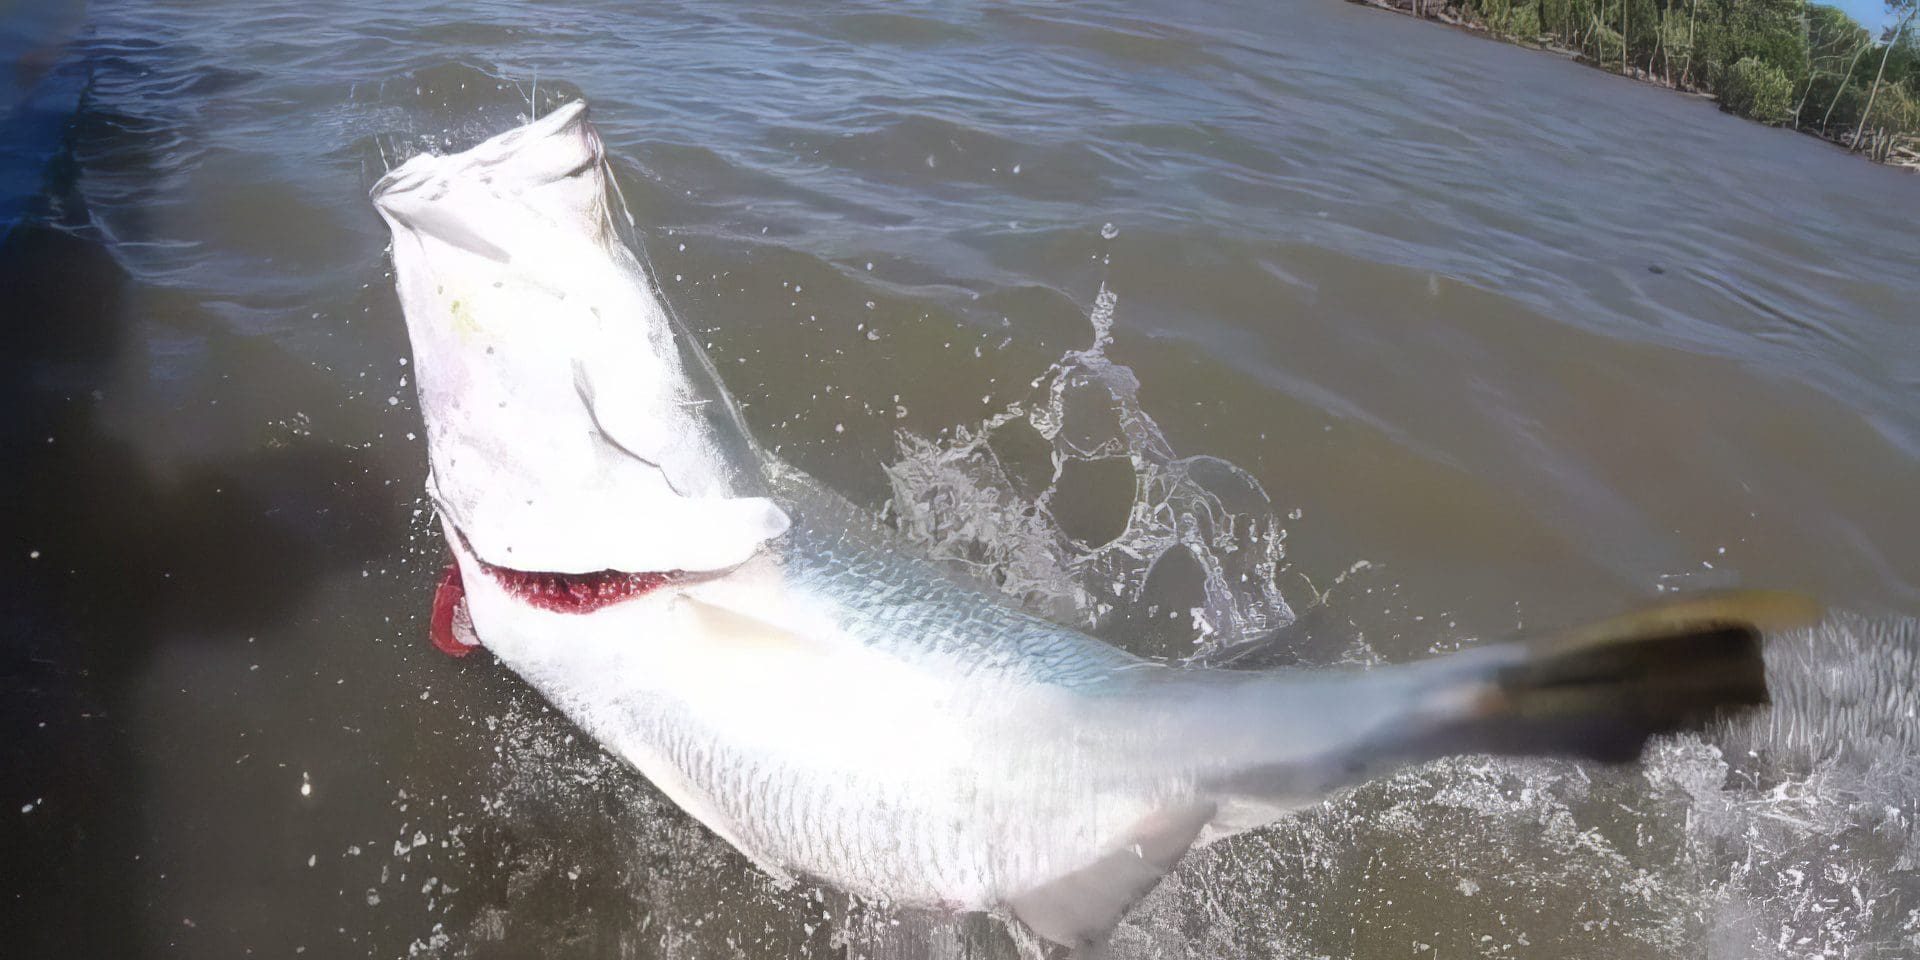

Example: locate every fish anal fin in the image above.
[1009,801,1215,953]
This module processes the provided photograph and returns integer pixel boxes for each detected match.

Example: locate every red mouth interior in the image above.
[454,530,676,615]
[477,554,676,613]
[429,531,678,656]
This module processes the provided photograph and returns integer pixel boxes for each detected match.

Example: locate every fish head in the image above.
[373,99,789,629]
[373,100,610,267]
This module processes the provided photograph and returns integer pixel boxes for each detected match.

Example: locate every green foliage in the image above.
[1879,78,1920,129]
[1535,0,1575,38]
[1461,0,1544,41]
[1409,0,1919,156]
[1697,0,1809,91]
[1625,0,1660,67]
[1806,4,1870,60]
[1588,20,1626,67]
[1505,2,1543,39]
[1890,26,1920,89]
[1721,55,1796,122]
[1804,71,1864,126]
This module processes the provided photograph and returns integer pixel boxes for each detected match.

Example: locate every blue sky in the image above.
[1822,0,1902,29]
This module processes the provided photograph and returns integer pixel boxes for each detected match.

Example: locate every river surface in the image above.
[5,1,1920,957]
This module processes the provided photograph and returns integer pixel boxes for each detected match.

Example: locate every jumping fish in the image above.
[370,101,1815,952]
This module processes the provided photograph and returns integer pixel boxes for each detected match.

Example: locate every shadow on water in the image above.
[0,58,396,956]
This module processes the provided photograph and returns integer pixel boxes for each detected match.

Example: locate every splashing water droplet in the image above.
[884,284,1294,657]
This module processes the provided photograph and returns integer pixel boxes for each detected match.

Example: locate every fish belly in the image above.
[470,586,1150,910]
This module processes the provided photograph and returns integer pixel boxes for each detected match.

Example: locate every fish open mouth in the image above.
[475,550,678,613]
[453,524,678,613]
[429,526,678,656]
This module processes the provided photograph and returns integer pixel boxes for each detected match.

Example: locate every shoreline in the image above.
[1346,0,1920,173]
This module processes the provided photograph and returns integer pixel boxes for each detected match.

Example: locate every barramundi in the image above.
[370,100,1814,952]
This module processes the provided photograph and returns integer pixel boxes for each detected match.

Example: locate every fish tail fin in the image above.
[1453,591,1818,762]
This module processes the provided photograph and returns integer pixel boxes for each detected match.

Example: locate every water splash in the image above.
[883,283,1295,659]
[1107,614,1920,959]
[1679,614,1920,958]
[343,63,587,191]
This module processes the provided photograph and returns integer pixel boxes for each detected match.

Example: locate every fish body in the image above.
[451,470,1463,908]
[373,101,1809,949]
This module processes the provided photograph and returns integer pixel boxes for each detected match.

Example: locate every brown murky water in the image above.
[5,0,1918,957]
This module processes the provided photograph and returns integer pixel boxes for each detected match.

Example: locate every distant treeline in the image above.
[1366,0,1919,164]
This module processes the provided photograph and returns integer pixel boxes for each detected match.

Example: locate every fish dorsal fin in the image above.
[1009,801,1215,954]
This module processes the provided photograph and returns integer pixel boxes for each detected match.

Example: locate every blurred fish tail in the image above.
[1453,591,1818,763]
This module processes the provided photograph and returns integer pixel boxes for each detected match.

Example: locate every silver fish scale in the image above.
[640,702,1037,904]
[769,474,1145,691]
[558,473,1448,910]
[572,476,1171,904]
[479,479,1451,912]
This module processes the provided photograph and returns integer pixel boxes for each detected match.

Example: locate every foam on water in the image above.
[883,283,1295,659]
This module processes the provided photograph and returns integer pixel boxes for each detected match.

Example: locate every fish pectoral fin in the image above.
[675,596,822,658]
[574,358,673,470]
[401,204,514,264]
[1009,801,1215,953]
